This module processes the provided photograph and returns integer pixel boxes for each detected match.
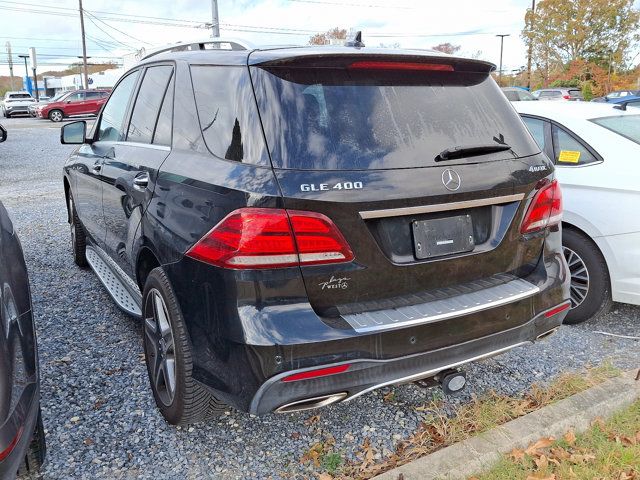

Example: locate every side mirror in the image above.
[0,124,6,143]
[61,121,87,145]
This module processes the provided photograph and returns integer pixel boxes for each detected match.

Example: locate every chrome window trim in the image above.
[359,193,525,220]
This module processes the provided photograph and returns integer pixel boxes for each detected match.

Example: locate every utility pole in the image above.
[211,0,220,37]
[526,0,535,89]
[78,0,90,89]
[5,42,15,91]
[496,34,509,87]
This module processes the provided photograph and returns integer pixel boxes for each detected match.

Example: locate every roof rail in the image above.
[140,38,255,61]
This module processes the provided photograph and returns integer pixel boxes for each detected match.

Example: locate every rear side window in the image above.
[85,91,104,99]
[127,65,174,144]
[190,66,269,165]
[67,92,85,102]
[152,75,174,146]
[591,114,640,145]
[552,124,599,166]
[540,91,560,97]
[252,66,539,170]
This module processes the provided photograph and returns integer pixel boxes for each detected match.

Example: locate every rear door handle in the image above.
[133,171,150,190]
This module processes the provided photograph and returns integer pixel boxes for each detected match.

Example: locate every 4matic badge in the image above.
[318,276,350,290]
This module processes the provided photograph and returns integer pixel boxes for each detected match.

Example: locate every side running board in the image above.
[85,246,142,317]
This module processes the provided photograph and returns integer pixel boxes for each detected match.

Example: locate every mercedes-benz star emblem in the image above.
[441,168,462,191]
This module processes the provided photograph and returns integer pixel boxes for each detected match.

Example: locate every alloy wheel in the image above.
[144,289,177,407]
[50,111,63,122]
[563,246,590,308]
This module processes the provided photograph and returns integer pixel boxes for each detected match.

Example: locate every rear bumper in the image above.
[167,236,569,413]
[249,303,568,414]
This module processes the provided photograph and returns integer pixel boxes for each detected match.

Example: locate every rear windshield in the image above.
[251,67,539,170]
[7,93,32,100]
[591,115,640,144]
[568,89,583,97]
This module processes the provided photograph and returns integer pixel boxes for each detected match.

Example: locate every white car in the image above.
[513,101,640,323]
[1,91,35,118]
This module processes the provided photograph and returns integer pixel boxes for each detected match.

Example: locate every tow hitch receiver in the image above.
[437,369,467,395]
[414,368,468,395]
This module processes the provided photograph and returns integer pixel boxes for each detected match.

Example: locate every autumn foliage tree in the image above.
[431,43,461,55]
[309,27,347,45]
[522,0,640,90]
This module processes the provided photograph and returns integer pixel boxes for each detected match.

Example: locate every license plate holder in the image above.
[412,215,475,259]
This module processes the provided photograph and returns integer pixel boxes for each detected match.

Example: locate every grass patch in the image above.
[474,399,640,480]
[337,363,620,479]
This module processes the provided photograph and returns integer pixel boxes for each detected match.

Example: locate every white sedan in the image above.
[513,101,640,323]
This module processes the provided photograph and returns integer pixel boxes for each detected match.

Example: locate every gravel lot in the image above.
[1,115,639,479]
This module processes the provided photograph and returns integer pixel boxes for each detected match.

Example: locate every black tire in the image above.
[17,407,46,477]
[69,193,88,268]
[48,109,63,122]
[142,267,226,425]
[562,228,612,324]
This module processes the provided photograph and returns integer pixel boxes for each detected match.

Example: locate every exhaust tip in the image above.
[536,327,560,341]
[275,392,348,413]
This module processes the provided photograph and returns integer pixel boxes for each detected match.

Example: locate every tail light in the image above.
[562,95,571,100]
[186,208,354,269]
[520,179,562,234]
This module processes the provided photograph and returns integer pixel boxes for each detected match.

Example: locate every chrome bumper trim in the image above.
[343,277,540,334]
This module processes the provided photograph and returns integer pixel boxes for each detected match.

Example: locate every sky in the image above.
[0,0,536,77]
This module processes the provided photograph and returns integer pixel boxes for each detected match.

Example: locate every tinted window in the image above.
[522,117,546,150]
[252,67,539,170]
[591,115,640,144]
[153,75,174,146]
[98,70,139,142]
[190,66,269,164]
[552,124,598,166]
[7,93,32,99]
[85,91,104,99]
[127,66,173,144]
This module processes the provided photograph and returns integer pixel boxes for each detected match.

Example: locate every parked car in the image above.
[0,200,46,477]
[37,89,110,122]
[1,92,35,118]
[591,90,639,102]
[502,87,537,101]
[602,95,640,109]
[0,124,5,142]
[61,41,570,425]
[514,101,640,323]
[29,94,64,117]
[532,88,584,101]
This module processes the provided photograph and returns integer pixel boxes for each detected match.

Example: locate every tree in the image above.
[522,0,640,72]
[309,27,347,46]
[431,43,461,55]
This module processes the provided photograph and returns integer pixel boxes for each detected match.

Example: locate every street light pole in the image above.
[211,0,220,37]
[496,34,510,87]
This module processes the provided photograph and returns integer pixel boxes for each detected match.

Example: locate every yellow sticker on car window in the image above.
[558,150,581,164]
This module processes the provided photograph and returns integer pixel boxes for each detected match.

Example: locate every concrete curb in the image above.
[374,370,640,480]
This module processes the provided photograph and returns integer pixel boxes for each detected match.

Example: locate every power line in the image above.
[83,13,137,49]
[84,10,154,45]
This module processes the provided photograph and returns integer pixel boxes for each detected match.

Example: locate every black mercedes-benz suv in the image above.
[61,40,570,425]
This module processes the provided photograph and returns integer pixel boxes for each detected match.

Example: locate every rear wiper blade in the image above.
[435,143,512,162]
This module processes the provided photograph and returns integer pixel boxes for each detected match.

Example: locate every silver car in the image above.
[532,88,584,101]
